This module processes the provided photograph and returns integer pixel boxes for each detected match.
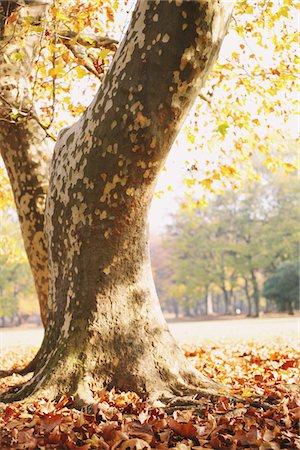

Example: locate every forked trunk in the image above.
[3,0,233,403]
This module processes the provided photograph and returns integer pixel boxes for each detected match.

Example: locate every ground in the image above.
[0,316,299,449]
[1,315,298,348]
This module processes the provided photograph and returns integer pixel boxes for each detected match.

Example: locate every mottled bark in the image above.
[0,1,51,325]
[0,121,52,325]
[3,0,233,403]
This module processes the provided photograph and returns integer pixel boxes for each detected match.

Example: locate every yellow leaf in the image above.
[200,178,213,190]
[283,162,296,173]
[242,389,253,397]
[48,65,65,78]
[75,66,87,79]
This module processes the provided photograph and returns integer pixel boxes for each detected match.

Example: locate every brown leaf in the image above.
[117,438,151,449]
[40,412,62,433]
[168,418,197,438]
[263,426,280,442]
[236,425,262,446]
[259,442,280,450]
[280,360,296,370]
[17,429,37,449]
[4,405,16,420]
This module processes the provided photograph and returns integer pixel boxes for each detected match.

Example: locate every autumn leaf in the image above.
[75,66,87,79]
[0,337,299,449]
[168,418,198,438]
[40,412,62,433]
[215,123,229,137]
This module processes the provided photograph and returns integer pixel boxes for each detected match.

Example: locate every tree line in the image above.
[151,171,299,318]
[0,210,38,326]
[1,170,298,325]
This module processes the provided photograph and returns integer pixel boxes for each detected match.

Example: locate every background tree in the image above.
[0,259,36,326]
[0,209,38,326]
[165,209,218,316]
[150,235,179,317]
[164,171,298,317]
[263,261,299,315]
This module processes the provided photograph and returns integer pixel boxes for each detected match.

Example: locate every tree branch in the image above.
[57,30,118,51]
[63,42,101,78]
[28,113,56,141]
[57,30,118,79]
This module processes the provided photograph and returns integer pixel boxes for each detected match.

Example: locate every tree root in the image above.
[162,388,273,415]
[0,356,37,378]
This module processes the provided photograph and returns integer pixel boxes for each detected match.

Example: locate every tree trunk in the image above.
[287,300,294,315]
[244,277,252,317]
[204,286,214,316]
[250,269,260,317]
[184,300,193,317]
[0,122,52,325]
[172,299,179,318]
[3,0,233,404]
[222,287,231,315]
[0,1,51,325]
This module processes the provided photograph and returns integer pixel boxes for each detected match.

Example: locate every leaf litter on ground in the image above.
[0,337,299,449]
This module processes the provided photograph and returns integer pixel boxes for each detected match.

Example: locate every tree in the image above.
[1,0,234,405]
[165,172,298,318]
[263,261,299,315]
[0,0,118,326]
[165,209,218,316]
[0,210,38,325]
[0,0,52,326]
[0,258,37,325]
[150,235,179,317]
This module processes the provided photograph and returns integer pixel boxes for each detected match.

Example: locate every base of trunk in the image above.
[1,321,230,407]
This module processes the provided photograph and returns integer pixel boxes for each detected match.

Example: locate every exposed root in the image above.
[0,369,18,378]
[162,385,273,415]
[73,380,98,412]
[0,355,37,379]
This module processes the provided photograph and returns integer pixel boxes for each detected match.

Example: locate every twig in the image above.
[63,43,101,78]
[57,30,118,51]
[58,30,119,79]
[29,113,56,141]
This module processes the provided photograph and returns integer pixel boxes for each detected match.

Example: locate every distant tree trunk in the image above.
[184,300,193,317]
[207,292,214,315]
[172,299,179,318]
[265,298,273,313]
[287,300,294,315]
[193,302,200,316]
[222,287,231,315]
[204,294,208,315]
[244,277,252,317]
[3,0,233,404]
[214,292,223,314]
[204,286,214,315]
[250,269,260,317]
[0,1,51,326]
